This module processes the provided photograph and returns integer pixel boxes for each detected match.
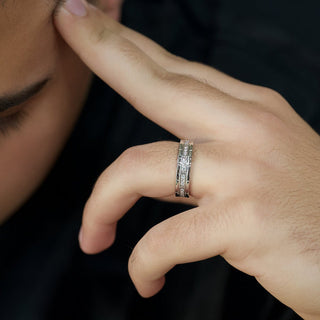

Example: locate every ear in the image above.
[95,0,124,21]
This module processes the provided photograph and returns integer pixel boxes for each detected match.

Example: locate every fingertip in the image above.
[134,277,166,298]
[57,0,88,17]
[53,0,94,36]
[78,224,117,254]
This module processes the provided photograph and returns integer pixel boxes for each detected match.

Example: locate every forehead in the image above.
[0,0,58,92]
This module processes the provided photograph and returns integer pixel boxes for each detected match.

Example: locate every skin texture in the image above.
[0,0,123,225]
[55,2,320,319]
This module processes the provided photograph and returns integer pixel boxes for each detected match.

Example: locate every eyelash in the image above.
[0,107,29,136]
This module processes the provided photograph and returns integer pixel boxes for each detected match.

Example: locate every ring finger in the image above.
[80,140,251,254]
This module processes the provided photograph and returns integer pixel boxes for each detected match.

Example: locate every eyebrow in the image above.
[0,1,62,114]
[0,78,50,112]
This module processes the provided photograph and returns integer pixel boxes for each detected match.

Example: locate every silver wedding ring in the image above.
[175,140,193,198]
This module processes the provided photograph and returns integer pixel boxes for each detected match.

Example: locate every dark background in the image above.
[1,0,320,319]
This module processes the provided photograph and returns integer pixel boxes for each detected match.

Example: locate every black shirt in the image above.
[1,0,319,319]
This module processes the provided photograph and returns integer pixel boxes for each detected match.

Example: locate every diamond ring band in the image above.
[175,140,193,198]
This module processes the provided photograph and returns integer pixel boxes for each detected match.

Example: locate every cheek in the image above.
[0,43,92,223]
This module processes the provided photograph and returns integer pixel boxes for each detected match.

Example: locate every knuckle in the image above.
[255,86,284,104]
[256,109,284,130]
[91,162,115,194]
[163,52,188,68]
[89,19,121,47]
[157,70,184,85]
[249,108,290,142]
[128,240,153,279]
[92,145,149,193]
[118,142,174,171]
[95,26,110,44]
[115,145,154,188]
[130,222,177,272]
[90,23,112,44]
[254,86,292,114]
[118,145,147,170]
[158,71,195,90]
[158,71,225,105]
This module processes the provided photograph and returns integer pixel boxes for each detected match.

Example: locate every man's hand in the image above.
[55,1,320,318]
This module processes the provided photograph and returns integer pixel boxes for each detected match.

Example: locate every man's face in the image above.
[0,0,92,224]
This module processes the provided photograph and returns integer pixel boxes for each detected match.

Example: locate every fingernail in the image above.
[64,0,87,16]
[78,226,84,244]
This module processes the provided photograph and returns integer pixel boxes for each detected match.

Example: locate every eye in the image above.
[0,77,50,137]
[0,104,29,136]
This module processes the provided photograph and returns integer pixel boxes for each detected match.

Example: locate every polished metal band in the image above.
[175,140,193,198]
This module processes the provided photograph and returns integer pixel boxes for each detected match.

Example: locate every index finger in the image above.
[54,0,248,141]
